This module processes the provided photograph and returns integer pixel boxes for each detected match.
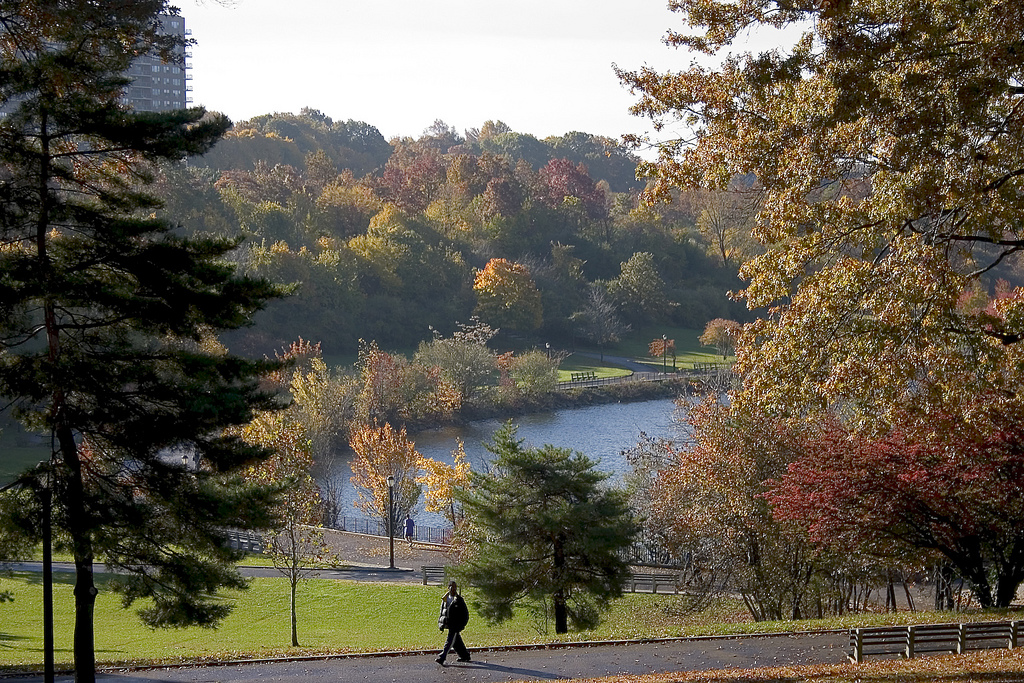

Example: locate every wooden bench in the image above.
[421,565,448,585]
[570,371,597,382]
[849,621,1023,663]
[692,362,723,372]
[628,572,678,594]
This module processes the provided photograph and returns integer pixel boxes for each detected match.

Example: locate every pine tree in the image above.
[457,422,637,634]
[0,2,286,680]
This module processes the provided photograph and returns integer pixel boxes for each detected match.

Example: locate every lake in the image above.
[325,397,688,528]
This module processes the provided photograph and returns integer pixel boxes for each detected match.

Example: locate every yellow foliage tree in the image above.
[473,258,543,331]
[241,412,332,647]
[416,440,472,527]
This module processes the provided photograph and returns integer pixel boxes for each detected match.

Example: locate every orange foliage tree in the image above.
[349,421,422,531]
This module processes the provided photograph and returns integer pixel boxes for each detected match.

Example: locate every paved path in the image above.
[11,632,847,683]
[4,529,452,584]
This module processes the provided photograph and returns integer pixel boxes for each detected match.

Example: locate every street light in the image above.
[386,475,395,569]
[662,334,667,373]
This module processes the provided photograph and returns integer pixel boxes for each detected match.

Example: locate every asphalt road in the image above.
[13,632,847,683]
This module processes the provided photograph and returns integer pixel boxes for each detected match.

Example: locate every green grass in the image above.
[0,573,732,668]
[572,326,733,372]
[557,355,633,381]
[3,571,1022,671]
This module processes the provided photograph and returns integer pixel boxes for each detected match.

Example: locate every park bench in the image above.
[692,362,723,372]
[421,565,448,585]
[225,529,263,554]
[628,572,679,594]
[570,371,597,382]
[849,621,1023,663]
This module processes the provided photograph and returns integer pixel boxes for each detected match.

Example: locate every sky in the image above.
[182,0,690,144]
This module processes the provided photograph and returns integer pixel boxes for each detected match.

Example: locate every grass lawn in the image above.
[3,571,1023,672]
[573,326,733,372]
[557,355,633,381]
[0,572,743,668]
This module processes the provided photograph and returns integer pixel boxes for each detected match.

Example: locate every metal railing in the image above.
[557,371,675,390]
[334,516,452,544]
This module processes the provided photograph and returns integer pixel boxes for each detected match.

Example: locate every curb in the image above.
[0,629,846,678]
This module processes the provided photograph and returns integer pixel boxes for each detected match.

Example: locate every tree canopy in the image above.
[156,113,749,355]
[619,0,1024,430]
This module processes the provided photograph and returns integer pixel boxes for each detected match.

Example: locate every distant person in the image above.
[435,580,471,665]
[404,514,415,546]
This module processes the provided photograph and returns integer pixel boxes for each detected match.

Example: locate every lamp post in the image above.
[386,475,395,569]
[662,334,667,372]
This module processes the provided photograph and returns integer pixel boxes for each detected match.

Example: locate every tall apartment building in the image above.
[120,14,193,112]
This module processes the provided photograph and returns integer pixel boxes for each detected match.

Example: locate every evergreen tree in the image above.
[0,2,286,680]
[457,423,637,634]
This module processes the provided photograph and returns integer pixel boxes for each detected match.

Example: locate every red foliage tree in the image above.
[768,410,1024,608]
[537,158,607,220]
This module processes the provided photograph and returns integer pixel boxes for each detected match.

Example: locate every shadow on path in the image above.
[445,661,569,680]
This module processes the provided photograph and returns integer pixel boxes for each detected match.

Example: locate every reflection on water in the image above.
[322,398,687,528]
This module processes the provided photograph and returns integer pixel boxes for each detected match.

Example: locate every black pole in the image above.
[42,477,54,683]
[388,484,395,569]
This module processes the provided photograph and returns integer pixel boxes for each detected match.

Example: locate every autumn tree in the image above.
[768,407,1024,609]
[349,421,423,533]
[457,423,637,634]
[354,340,461,428]
[416,440,471,528]
[699,319,741,360]
[0,3,285,680]
[652,398,843,621]
[271,340,357,528]
[413,318,497,401]
[241,414,333,647]
[508,350,561,398]
[619,0,1024,434]
[537,158,608,220]
[473,258,543,332]
[648,338,675,368]
[691,182,759,268]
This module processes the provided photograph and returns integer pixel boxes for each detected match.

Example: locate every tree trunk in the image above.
[553,536,567,634]
[553,588,568,634]
[994,564,1024,608]
[290,575,299,647]
[59,426,96,683]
